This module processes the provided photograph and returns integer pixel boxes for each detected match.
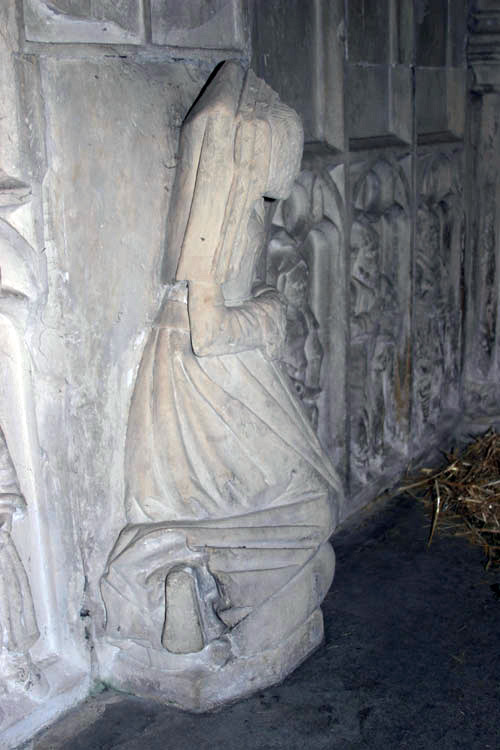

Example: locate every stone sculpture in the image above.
[267,232,323,429]
[100,61,343,710]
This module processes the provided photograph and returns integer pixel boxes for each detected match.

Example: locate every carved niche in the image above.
[414,149,464,437]
[349,156,411,484]
[99,62,344,711]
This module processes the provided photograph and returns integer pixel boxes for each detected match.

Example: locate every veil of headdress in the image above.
[163,61,303,285]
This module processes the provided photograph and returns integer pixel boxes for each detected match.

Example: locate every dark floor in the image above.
[29,494,500,750]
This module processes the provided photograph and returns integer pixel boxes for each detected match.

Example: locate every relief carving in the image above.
[24,0,145,45]
[0,180,47,703]
[266,173,340,430]
[349,157,411,483]
[414,151,463,436]
[100,62,343,709]
[265,166,346,466]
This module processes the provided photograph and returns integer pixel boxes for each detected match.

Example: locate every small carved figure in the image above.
[268,231,324,429]
[101,62,343,707]
[349,219,397,478]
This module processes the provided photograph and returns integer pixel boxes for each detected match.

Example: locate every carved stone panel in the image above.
[414,149,464,437]
[266,159,347,477]
[349,155,411,486]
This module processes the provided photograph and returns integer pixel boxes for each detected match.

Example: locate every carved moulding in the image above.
[98,62,343,710]
[349,156,411,486]
[414,149,464,436]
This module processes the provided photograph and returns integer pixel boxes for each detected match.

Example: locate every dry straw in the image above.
[402,429,500,568]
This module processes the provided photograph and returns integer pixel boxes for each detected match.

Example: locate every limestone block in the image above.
[151,0,246,49]
[98,62,343,710]
[24,0,145,45]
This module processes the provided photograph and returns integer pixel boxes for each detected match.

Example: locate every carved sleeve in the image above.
[188,281,286,359]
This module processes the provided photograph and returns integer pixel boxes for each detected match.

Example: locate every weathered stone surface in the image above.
[0,0,483,743]
[24,0,145,45]
[151,0,246,49]
[38,54,208,671]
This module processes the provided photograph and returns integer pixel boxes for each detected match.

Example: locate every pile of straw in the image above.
[403,429,500,568]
